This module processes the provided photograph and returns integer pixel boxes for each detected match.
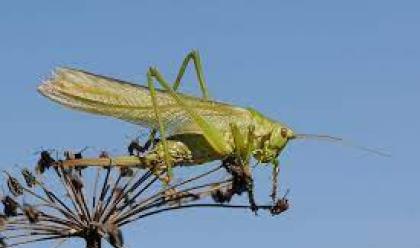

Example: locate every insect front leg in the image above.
[270,158,280,204]
[211,123,258,213]
[230,123,258,213]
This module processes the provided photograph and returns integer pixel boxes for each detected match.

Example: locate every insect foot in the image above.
[270,197,289,215]
[128,139,146,156]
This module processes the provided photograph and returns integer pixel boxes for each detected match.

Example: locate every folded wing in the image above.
[38,68,253,136]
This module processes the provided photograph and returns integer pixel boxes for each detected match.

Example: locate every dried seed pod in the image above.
[119,167,134,177]
[23,204,40,223]
[2,196,18,217]
[36,151,55,174]
[270,197,289,215]
[163,188,177,201]
[164,189,199,206]
[7,175,23,197]
[21,168,37,188]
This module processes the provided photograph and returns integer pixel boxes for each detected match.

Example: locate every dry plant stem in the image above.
[60,168,92,222]
[115,166,224,222]
[58,156,145,169]
[100,170,155,223]
[119,178,232,223]
[4,236,69,248]
[126,165,223,210]
[91,168,101,209]
[91,168,109,221]
[22,187,83,228]
[85,232,102,248]
[119,183,232,226]
[57,169,87,222]
[120,203,273,226]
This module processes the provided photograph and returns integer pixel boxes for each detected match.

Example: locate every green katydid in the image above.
[38,50,386,212]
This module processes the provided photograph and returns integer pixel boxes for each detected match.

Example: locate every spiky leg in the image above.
[145,63,219,183]
[173,50,210,99]
[142,50,211,154]
[230,123,258,213]
[147,70,172,183]
[270,159,280,204]
[149,71,260,213]
[148,67,231,156]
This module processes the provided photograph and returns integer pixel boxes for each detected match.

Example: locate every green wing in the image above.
[38,68,253,136]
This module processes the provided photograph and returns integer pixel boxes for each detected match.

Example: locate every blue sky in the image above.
[0,0,419,247]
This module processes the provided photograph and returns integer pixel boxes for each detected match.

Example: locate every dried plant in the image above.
[0,151,287,248]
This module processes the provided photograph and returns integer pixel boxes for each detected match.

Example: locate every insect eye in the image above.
[280,128,288,139]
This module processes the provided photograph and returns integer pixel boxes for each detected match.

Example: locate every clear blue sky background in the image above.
[0,0,419,247]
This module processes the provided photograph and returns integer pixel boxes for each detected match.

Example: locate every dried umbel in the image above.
[0,151,287,248]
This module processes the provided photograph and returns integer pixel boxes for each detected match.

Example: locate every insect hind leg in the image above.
[142,50,211,159]
[173,50,210,100]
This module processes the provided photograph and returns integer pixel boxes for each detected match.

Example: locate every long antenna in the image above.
[294,133,390,157]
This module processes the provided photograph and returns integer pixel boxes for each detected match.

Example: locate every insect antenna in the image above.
[294,133,390,157]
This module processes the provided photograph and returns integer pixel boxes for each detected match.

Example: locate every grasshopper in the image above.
[38,51,385,212]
